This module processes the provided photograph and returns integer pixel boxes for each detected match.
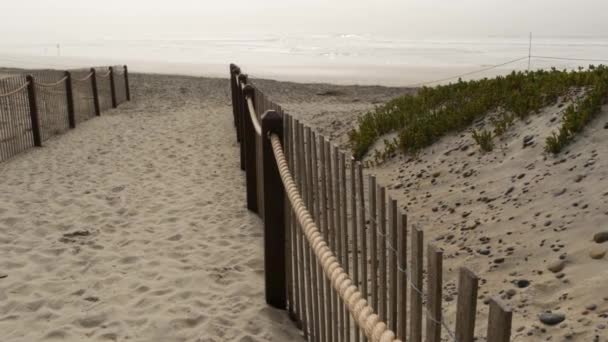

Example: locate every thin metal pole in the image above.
[528,32,532,71]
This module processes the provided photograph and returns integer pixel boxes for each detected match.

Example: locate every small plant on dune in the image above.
[491,112,515,136]
[350,65,608,159]
[472,129,494,152]
[545,77,608,154]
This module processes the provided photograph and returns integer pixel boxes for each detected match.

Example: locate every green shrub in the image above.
[472,129,494,152]
[350,65,608,159]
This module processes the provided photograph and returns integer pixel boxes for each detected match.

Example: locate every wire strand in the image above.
[404,56,529,87]
[34,76,67,87]
[0,81,29,98]
[532,55,608,63]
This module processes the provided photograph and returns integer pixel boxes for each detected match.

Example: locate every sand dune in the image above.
[264,80,608,341]
[0,73,301,342]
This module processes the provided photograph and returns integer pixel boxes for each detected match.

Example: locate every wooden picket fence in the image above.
[229,63,514,342]
[0,65,131,162]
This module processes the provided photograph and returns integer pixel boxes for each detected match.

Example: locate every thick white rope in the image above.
[34,76,68,87]
[270,133,401,342]
[73,72,94,82]
[0,81,29,98]
[246,96,262,136]
[97,70,111,78]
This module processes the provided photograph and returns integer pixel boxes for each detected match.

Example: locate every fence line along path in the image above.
[230,63,514,342]
[0,65,130,163]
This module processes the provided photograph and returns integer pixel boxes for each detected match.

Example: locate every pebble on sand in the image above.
[589,248,606,260]
[547,260,566,273]
[539,312,566,326]
[593,231,608,244]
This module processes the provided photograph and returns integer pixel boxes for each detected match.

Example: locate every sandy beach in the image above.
[0,73,302,342]
[265,78,608,341]
[1,69,607,341]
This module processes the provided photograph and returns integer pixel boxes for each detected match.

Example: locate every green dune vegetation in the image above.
[350,65,608,161]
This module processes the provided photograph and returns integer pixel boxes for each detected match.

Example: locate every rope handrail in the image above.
[34,76,68,88]
[246,96,262,136]
[0,81,29,98]
[270,133,401,342]
[97,70,111,78]
[73,72,94,82]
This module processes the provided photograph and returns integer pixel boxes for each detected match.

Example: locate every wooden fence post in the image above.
[426,244,443,342]
[237,74,248,171]
[109,66,117,108]
[64,71,76,129]
[123,65,131,101]
[398,213,408,340]
[90,68,101,116]
[487,298,512,342]
[229,64,238,133]
[261,109,286,309]
[455,267,479,342]
[25,75,42,147]
[410,226,424,342]
[243,84,258,213]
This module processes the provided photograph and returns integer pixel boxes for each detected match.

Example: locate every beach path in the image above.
[0,74,302,342]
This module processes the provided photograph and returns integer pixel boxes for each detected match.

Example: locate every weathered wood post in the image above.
[261,109,286,309]
[410,226,424,342]
[90,68,101,116]
[26,75,42,147]
[229,64,239,134]
[487,298,512,342]
[64,71,76,128]
[109,66,117,108]
[455,267,479,342]
[427,244,443,342]
[123,65,131,101]
[237,74,248,171]
[243,84,259,213]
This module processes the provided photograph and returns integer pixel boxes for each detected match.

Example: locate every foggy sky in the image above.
[2,0,608,42]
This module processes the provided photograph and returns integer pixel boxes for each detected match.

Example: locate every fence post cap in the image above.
[261,110,283,136]
[243,84,255,97]
[237,73,248,83]
[90,67,96,73]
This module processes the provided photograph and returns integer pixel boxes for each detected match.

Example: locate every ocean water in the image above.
[1,34,608,86]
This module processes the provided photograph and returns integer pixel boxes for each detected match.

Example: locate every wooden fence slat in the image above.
[293,120,304,329]
[312,132,326,342]
[487,298,512,342]
[426,244,443,342]
[410,226,423,342]
[298,122,310,339]
[455,268,479,342]
[357,163,367,342]
[397,213,408,340]
[305,126,319,342]
[326,139,338,342]
[284,114,292,313]
[332,145,344,342]
[285,115,296,321]
[339,152,350,342]
[368,175,378,313]
[350,158,359,342]
[378,185,387,322]
[389,198,398,332]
